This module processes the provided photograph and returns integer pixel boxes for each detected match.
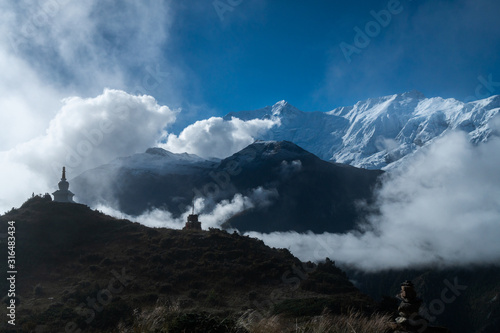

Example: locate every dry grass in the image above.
[240,310,392,333]
[117,305,392,333]
[118,302,243,333]
[117,301,180,333]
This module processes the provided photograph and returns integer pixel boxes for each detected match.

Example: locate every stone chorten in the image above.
[183,208,201,230]
[392,280,427,332]
[52,167,75,203]
[389,281,451,333]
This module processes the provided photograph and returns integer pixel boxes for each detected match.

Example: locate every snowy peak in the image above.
[105,147,214,175]
[270,100,302,117]
[145,147,204,162]
[249,140,312,158]
[330,90,426,120]
[223,100,303,121]
[400,89,426,100]
[225,92,500,169]
[145,147,174,156]
[469,94,500,110]
[222,140,314,168]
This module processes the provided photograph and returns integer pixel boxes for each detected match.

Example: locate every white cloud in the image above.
[198,194,254,229]
[375,136,399,151]
[0,31,64,150]
[96,188,278,230]
[249,187,279,209]
[279,159,302,178]
[0,89,176,213]
[0,1,176,213]
[0,1,173,151]
[95,204,185,229]
[247,128,500,271]
[3,1,171,92]
[160,116,280,159]
[198,187,279,228]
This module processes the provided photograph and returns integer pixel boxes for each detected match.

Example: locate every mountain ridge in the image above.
[224,92,500,169]
[72,140,383,233]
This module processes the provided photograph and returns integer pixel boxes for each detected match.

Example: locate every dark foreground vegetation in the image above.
[0,196,397,332]
[350,266,500,333]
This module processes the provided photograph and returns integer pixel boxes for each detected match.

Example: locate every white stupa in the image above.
[52,167,75,203]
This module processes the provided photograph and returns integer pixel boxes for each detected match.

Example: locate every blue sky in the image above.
[163,0,500,124]
[2,0,500,137]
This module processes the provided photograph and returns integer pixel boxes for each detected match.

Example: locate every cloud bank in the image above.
[0,1,172,151]
[160,116,279,159]
[0,89,176,212]
[247,126,500,271]
[0,1,283,214]
[4,0,171,92]
[0,1,179,211]
[96,187,278,230]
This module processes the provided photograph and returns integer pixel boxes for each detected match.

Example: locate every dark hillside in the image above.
[220,141,383,233]
[0,196,375,332]
[350,267,500,333]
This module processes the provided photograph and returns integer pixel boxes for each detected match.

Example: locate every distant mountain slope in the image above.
[217,141,383,233]
[225,92,500,169]
[72,141,382,233]
[72,148,219,215]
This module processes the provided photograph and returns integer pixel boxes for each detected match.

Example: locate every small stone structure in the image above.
[390,280,451,333]
[183,213,201,230]
[52,167,75,203]
[394,280,425,330]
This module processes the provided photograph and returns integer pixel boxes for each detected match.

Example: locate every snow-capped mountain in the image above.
[108,148,217,175]
[225,91,500,169]
[72,149,219,214]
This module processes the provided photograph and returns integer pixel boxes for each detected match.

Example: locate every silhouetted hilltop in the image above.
[0,197,379,332]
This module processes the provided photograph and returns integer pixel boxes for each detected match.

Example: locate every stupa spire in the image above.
[52,166,75,203]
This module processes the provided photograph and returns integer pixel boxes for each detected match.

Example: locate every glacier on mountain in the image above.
[224,91,500,169]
